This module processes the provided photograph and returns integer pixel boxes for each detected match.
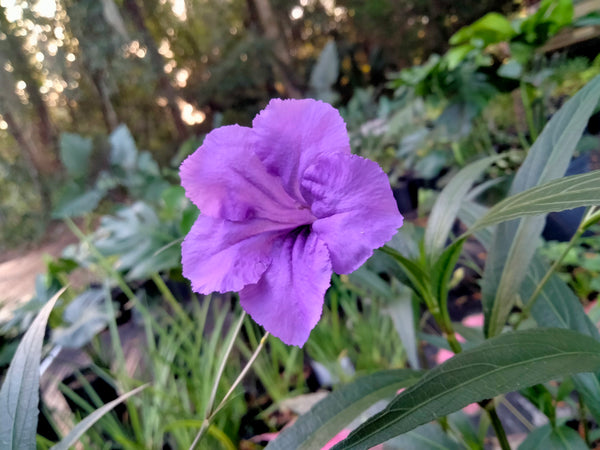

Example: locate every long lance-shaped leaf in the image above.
[424,154,504,262]
[460,199,600,422]
[471,171,600,231]
[524,257,600,422]
[0,287,66,450]
[333,328,600,449]
[50,383,149,450]
[482,75,600,337]
[266,370,422,450]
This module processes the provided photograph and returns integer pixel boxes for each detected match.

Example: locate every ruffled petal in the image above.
[252,99,350,201]
[301,153,403,274]
[239,230,332,347]
[182,215,283,294]
[180,125,313,225]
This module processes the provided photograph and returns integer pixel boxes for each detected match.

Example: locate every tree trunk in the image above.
[91,68,119,132]
[0,6,58,170]
[0,108,52,217]
[122,0,188,141]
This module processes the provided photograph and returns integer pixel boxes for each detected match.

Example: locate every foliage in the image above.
[3,1,600,449]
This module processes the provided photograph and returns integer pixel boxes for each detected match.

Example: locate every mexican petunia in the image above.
[180,99,403,346]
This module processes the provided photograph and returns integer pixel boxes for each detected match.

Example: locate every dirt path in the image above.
[0,222,78,322]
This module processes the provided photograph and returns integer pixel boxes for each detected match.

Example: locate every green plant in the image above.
[266,73,600,450]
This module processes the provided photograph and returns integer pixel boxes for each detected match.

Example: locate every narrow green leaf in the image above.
[50,383,149,450]
[482,75,600,337]
[379,246,432,303]
[424,154,503,262]
[266,369,422,450]
[460,199,600,421]
[431,237,466,311]
[385,284,420,369]
[0,287,66,450]
[471,171,600,231]
[334,329,600,449]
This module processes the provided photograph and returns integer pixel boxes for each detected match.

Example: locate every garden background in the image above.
[2,0,600,448]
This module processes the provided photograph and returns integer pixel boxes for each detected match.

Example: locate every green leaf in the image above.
[334,328,600,449]
[379,246,432,303]
[52,289,110,349]
[59,133,93,178]
[385,284,420,369]
[471,171,600,231]
[460,199,600,422]
[424,154,503,263]
[109,124,137,171]
[309,39,339,103]
[50,383,149,450]
[519,424,588,450]
[449,12,515,47]
[431,237,466,313]
[93,202,181,279]
[481,75,600,337]
[266,369,422,450]
[383,422,465,449]
[52,184,105,219]
[524,256,600,421]
[0,288,65,450]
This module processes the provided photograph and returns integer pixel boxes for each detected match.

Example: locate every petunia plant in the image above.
[179,76,600,449]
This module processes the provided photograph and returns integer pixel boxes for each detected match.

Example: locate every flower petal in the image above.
[182,215,282,294]
[252,99,350,201]
[239,230,332,346]
[180,125,312,225]
[302,153,403,274]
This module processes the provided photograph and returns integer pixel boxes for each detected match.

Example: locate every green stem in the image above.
[515,212,595,329]
[64,218,138,304]
[212,331,270,417]
[487,401,512,450]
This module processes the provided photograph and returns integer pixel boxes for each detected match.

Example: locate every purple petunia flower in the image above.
[180,99,403,346]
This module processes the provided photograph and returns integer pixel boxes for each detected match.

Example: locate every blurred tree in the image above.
[248,0,302,98]
[61,0,123,132]
[0,5,57,167]
[0,62,52,216]
[122,0,188,141]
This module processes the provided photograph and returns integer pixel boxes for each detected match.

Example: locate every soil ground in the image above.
[0,221,78,322]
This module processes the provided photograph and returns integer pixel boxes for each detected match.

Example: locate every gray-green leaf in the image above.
[50,383,149,450]
[266,369,421,450]
[0,288,65,450]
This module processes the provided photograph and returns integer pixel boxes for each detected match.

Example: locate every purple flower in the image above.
[180,99,403,346]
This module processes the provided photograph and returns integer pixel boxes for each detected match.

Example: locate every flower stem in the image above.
[212,331,270,417]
